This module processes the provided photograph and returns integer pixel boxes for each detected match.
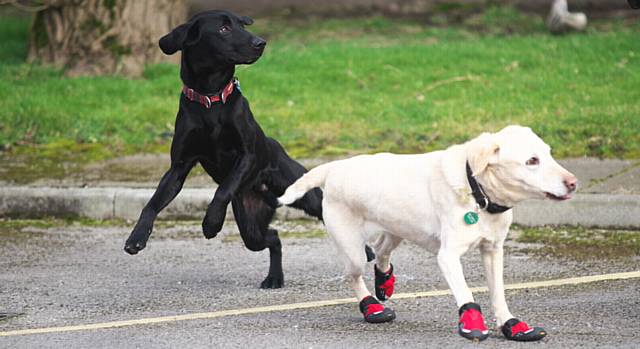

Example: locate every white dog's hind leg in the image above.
[480,242,514,325]
[324,202,397,323]
[323,203,369,300]
[372,233,402,301]
[373,233,403,273]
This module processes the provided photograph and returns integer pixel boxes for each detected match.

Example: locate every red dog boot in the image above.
[374,264,396,301]
[359,296,396,323]
[501,318,547,341]
[458,302,489,341]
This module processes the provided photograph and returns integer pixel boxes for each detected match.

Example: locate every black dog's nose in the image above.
[252,37,266,50]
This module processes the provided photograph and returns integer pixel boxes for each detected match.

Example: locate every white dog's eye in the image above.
[526,156,539,166]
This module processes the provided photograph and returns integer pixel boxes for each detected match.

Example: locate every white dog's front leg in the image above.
[437,249,474,306]
[348,275,370,301]
[480,243,513,324]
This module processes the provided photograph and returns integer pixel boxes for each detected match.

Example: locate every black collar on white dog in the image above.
[465,161,511,214]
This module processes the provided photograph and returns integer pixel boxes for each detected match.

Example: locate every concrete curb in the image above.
[1,187,639,228]
[0,187,308,222]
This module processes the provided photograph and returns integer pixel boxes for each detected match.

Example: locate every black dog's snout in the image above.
[252,37,266,50]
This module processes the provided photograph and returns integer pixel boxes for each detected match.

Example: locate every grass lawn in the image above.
[1,7,639,166]
[516,226,640,259]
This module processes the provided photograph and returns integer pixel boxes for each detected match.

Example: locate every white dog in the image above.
[279,125,577,342]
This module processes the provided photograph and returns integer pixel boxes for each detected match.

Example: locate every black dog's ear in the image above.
[159,21,201,55]
[240,16,254,25]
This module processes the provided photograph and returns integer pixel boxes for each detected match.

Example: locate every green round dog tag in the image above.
[464,211,479,225]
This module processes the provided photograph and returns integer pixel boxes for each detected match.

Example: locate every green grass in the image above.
[517,226,640,259]
[0,217,126,229]
[1,9,639,163]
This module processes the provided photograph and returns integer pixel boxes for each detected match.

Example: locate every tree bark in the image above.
[28,0,187,77]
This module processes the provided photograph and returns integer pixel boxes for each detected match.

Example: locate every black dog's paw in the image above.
[124,241,145,255]
[124,237,147,255]
[124,227,151,255]
[202,205,226,239]
[202,214,224,239]
[260,274,284,289]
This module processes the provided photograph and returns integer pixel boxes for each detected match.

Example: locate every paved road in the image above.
[1,221,639,348]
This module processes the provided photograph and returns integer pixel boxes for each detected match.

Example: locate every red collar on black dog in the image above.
[182,78,238,108]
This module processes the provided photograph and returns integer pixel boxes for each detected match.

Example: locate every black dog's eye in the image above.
[219,25,231,33]
[526,156,539,166]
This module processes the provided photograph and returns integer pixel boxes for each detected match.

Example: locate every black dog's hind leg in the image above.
[232,190,283,289]
[202,153,258,238]
[125,159,196,254]
[260,228,283,288]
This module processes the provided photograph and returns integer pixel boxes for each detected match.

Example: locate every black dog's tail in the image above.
[266,138,323,219]
[278,162,331,207]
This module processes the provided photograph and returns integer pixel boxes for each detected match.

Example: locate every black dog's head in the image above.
[159,10,266,66]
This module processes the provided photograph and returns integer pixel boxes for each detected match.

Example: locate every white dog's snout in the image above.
[564,174,578,192]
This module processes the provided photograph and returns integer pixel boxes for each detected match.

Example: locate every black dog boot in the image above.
[501,318,547,341]
[359,296,396,323]
[458,302,489,341]
[374,264,395,301]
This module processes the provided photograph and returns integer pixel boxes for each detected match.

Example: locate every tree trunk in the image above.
[28,0,187,77]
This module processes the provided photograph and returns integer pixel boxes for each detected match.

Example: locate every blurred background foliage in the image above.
[0,1,638,174]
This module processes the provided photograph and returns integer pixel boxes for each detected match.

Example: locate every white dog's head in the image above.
[466,125,577,206]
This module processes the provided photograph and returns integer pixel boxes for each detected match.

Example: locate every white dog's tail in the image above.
[278,163,331,205]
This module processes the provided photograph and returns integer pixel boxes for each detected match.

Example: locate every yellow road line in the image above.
[1,270,638,337]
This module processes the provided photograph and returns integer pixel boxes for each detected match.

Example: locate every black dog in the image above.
[123,10,326,289]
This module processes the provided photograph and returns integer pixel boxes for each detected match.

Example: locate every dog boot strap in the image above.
[374,264,395,301]
[359,296,396,323]
[502,318,547,341]
[458,302,489,341]
[359,296,383,316]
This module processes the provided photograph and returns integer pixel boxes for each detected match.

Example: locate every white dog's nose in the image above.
[564,175,578,192]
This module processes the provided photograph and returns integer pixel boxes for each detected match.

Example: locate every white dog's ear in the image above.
[468,133,499,176]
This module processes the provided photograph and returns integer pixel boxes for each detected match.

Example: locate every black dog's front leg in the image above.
[125,160,195,254]
[202,154,256,238]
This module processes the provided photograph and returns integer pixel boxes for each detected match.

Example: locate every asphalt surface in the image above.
[1,220,639,348]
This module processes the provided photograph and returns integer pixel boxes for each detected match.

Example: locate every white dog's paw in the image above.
[458,303,489,341]
[501,318,547,341]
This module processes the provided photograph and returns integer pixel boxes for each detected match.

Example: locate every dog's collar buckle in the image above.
[201,95,212,108]
[465,161,511,214]
[477,196,488,210]
[182,78,238,109]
